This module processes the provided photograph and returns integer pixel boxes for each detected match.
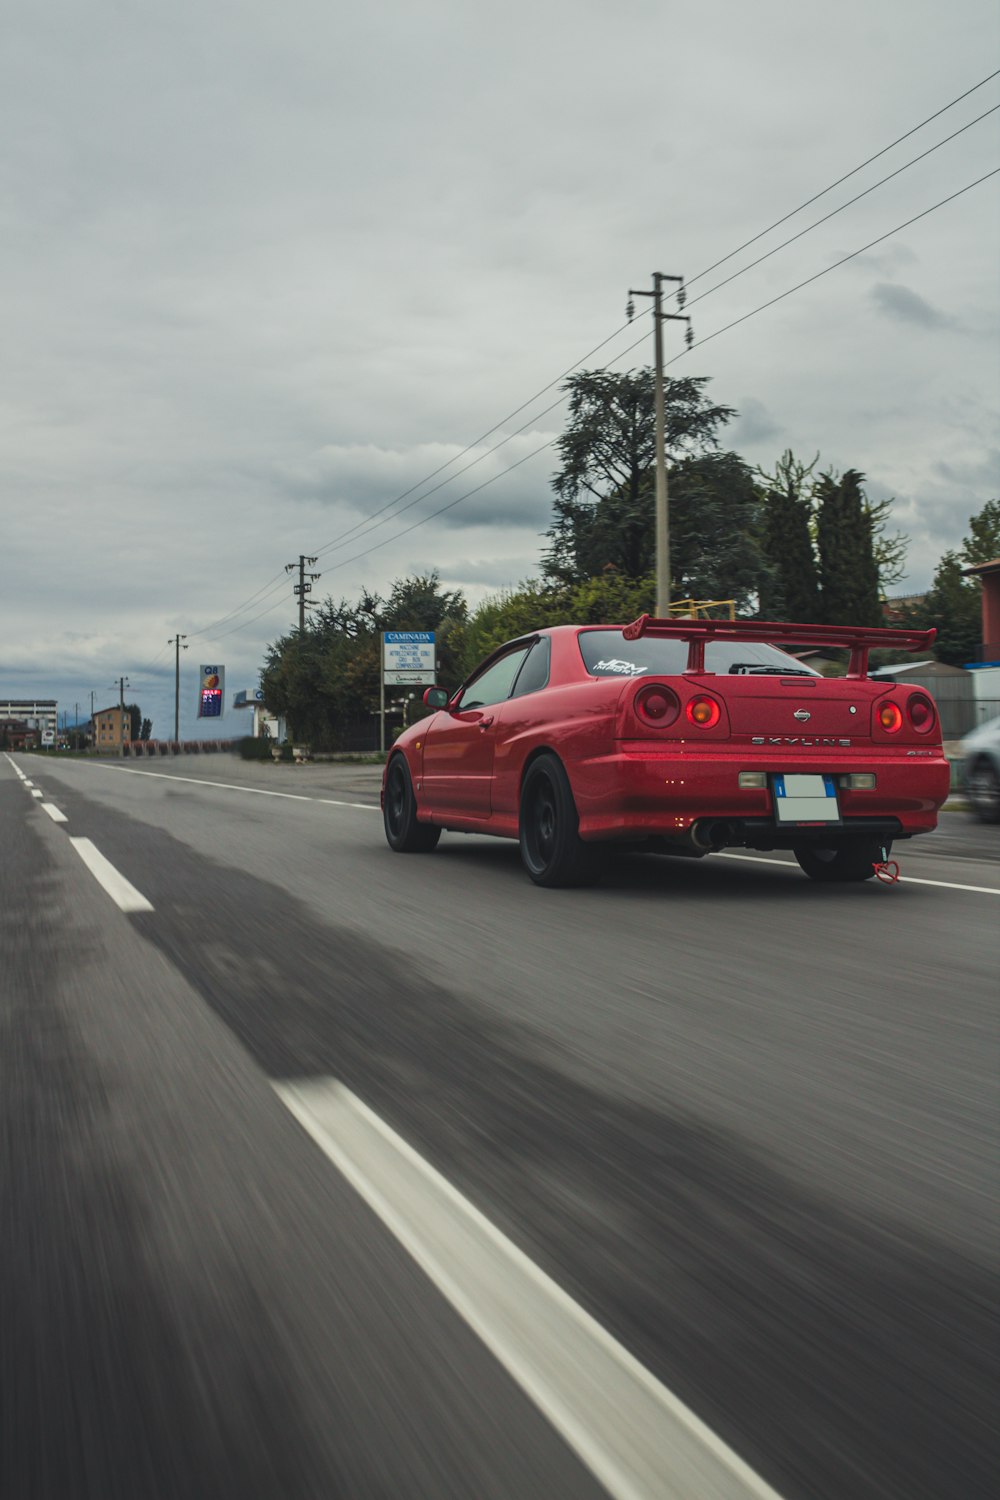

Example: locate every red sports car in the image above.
[381,616,949,886]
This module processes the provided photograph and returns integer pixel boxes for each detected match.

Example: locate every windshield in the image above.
[578,629,819,678]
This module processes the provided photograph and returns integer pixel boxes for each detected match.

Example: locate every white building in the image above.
[0,698,58,738]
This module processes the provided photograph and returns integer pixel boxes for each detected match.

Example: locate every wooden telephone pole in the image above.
[626,273,692,616]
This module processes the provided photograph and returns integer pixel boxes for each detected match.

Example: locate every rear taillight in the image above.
[686,695,721,729]
[878,701,903,733]
[907,694,935,733]
[635,684,680,728]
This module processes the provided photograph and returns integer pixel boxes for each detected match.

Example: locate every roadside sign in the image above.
[198,664,225,718]
[380,631,436,753]
[382,631,435,686]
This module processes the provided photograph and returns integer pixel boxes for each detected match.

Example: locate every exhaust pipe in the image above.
[690,819,736,852]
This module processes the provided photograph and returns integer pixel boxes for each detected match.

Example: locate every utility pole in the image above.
[169,634,188,741]
[626,273,693,616]
[115,675,130,757]
[286,555,321,633]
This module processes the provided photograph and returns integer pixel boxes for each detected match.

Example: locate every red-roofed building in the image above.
[962,559,1000,665]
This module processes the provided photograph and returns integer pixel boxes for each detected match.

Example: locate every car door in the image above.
[422,645,531,819]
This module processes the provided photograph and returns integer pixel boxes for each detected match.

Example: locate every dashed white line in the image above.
[716,850,1000,896]
[69,837,153,912]
[30,758,995,896]
[78,761,379,810]
[30,789,43,798]
[277,1078,784,1500]
[41,803,68,823]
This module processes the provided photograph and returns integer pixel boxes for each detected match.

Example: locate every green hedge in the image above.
[237,736,273,761]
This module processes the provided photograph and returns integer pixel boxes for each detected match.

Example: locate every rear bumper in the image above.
[571,745,949,844]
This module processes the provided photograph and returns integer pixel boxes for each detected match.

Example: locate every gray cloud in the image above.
[277,434,558,533]
[730,397,783,448]
[932,449,1000,490]
[870,282,955,329]
[847,243,921,277]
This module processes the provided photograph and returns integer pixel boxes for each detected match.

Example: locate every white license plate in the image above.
[772,773,840,825]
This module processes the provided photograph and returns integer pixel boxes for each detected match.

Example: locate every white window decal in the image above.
[592,658,648,676]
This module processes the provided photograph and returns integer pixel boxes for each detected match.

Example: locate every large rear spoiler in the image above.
[621,615,937,679]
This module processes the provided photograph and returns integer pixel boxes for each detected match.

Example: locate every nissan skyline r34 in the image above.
[381,616,949,887]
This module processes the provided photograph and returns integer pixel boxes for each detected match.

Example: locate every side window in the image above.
[510,638,550,699]
[457,648,531,710]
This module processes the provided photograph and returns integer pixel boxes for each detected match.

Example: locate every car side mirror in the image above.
[423,686,450,709]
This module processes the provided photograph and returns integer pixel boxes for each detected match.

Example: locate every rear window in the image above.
[578,629,817,678]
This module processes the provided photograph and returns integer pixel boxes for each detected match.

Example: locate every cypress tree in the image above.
[758,482,821,620]
[816,469,882,625]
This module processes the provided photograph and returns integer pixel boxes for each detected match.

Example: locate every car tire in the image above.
[794,838,889,883]
[967,757,1000,823]
[519,754,601,888]
[383,755,441,853]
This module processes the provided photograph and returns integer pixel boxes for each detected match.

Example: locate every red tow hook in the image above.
[871,844,900,884]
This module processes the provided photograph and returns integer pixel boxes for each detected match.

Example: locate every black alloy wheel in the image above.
[967,758,1000,824]
[519,754,601,888]
[794,837,889,883]
[383,756,441,853]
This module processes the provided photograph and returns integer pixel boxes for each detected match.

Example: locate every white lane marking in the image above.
[3,753,26,780]
[43,760,992,894]
[41,803,68,823]
[68,837,153,913]
[30,789,43,798]
[24,780,35,788]
[276,1078,783,1500]
[717,850,1000,897]
[80,762,378,811]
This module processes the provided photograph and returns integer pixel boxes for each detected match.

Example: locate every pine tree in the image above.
[961,499,1000,567]
[816,469,882,625]
[543,369,735,585]
[913,552,982,665]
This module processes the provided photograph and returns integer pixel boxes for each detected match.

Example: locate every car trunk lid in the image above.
[717,674,880,739]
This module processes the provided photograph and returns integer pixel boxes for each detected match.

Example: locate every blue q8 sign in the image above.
[198,664,225,719]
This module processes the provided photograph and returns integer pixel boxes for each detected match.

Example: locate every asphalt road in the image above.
[2,751,997,1500]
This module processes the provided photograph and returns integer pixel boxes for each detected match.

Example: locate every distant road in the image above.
[3,751,997,1499]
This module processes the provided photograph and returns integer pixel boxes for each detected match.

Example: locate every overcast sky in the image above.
[2,0,998,736]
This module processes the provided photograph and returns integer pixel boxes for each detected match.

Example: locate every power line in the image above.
[655,166,999,366]
[312,392,570,562]
[300,141,999,585]
[685,102,1000,312]
[308,319,636,558]
[187,567,289,639]
[132,640,173,677]
[308,98,1000,573]
[300,79,1000,573]
[189,72,1000,641]
[276,168,1000,592]
[685,66,999,288]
